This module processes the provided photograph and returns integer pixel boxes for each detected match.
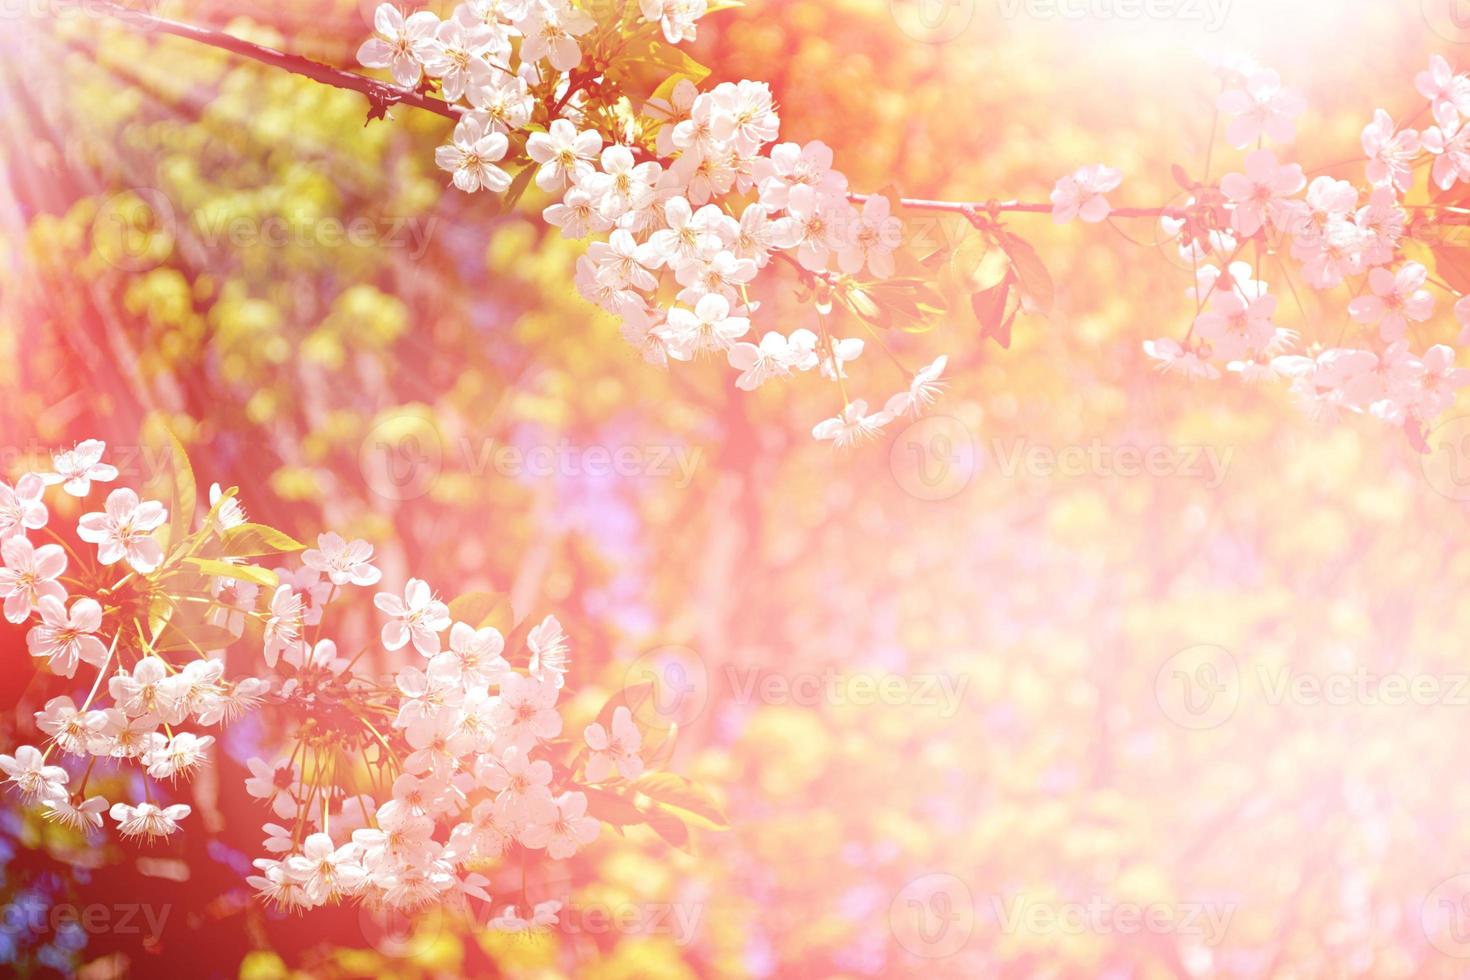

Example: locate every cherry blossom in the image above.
[811,400,894,447]
[1050,164,1123,224]
[884,355,949,418]
[0,473,47,540]
[208,483,247,529]
[584,706,644,782]
[1348,263,1434,342]
[26,596,107,678]
[1217,68,1305,148]
[492,673,563,750]
[0,536,67,624]
[41,439,118,497]
[0,745,69,803]
[109,802,191,839]
[77,487,168,573]
[436,113,512,194]
[1361,110,1421,192]
[1220,149,1306,237]
[356,4,439,88]
[519,790,599,859]
[301,532,382,587]
[526,118,602,191]
[1415,55,1470,117]
[43,794,108,832]
[375,578,451,656]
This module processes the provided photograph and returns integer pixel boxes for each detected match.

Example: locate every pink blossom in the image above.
[1050,164,1123,224]
[1361,110,1420,192]
[1220,149,1305,237]
[77,488,168,574]
[1416,55,1470,117]
[1347,263,1433,341]
[0,537,67,624]
[26,596,107,679]
[1217,68,1305,148]
[0,474,46,541]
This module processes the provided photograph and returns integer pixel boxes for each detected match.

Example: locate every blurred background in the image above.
[6,0,1470,976]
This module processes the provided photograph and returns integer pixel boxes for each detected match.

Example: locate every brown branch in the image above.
[847,193,1188,221]
[63,0,462,122]
[64,1,1206,222]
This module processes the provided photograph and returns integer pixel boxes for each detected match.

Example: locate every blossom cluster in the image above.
[358,1,949,446]
[1051,54,1470,440]
[0,439,694,928]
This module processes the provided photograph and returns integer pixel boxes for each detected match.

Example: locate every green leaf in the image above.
[1001,233,1054,316]
[581,787,648,828]
[140,415,195,554]
[632,773,729,830]
[220,523,305,558]
[642,805,691,852]
[596,680,654,731]
[499,166,537,214]
[447,592,514,634]
[608,37,710,103]
[971,276,1019,349]
[153,622,241,654]
[184,557,279,589]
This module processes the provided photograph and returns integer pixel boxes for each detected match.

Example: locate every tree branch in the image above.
[70,1,1192,220]
[67,0,462,122]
